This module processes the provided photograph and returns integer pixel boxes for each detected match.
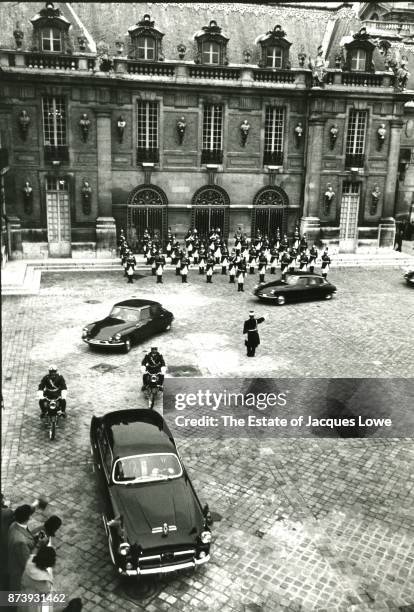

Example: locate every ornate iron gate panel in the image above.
[126,184,168,251]
[251,186,289,240]
[191,185,230,240]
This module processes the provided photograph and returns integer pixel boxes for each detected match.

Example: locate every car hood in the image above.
[257,280,290,291]
[110,478,203,549]
[89,317,134,339]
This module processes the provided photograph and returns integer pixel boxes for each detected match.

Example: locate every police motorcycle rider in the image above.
[141,347,166,391]
[38,365,67,418]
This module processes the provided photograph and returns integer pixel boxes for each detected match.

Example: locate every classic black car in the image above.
[82,299,173,352]
[404,270,414,286]
[253,272,337,305]
[90,409,212,577]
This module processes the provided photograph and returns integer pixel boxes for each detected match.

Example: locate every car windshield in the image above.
[285,276,300,286]
[112,453,183,484]
[109,307,140,322]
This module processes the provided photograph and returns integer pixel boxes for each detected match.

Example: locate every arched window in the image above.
[257,25,291,70]
[343,28,375,73]
[30,3,71,54]
[191,185,230,238]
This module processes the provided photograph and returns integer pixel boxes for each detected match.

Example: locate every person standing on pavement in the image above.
[180,254,190,283]
[228,253,237,283]
[308,245,318,274]
[206,255,215,283]
[321,248,331,279]
[299,250,309,271]
[236,258,246,292]
[280,251,290,282]
[125,252,136,284]
[198,245,206,275]
[18,546,56,612]
[7,505,49,592]
[243,310,265,357]
[155,252,165,284]
[258,251,267,283]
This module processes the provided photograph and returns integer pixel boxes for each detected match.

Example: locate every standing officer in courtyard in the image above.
[243,310,266,357]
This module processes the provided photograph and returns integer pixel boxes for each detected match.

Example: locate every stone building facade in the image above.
[0,1,413,259]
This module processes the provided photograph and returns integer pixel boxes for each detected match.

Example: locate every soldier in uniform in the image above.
[293,226,300,249]
[155,252,166,284]
[121,247,130,276]
[321,248,331,279]
[141,347,166,391]
[258,251,267,283]
[308,245,318,274]
[180,254,190,283]
[206,255,215,283]
[221,245,229,275]
[198,245,206,275]
[243,310,266,357]
[269,244,279,274]
[193,236,200,265]
[299,250,309,271]
[228,252,237,283]
[165,237,173,263]
[236,258,247,292]
[172,240,180,265]
[126,251,136,283]
[289,246,298,273]
[279,233,289,254]
[143,228,151,254]
[300,233,308,253]
[149,247,157,276]
[248,244,257,274]
[175,250,183,276]
[280,250,290,282]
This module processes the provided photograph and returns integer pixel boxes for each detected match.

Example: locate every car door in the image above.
[96,426,115,520]
[290,277,309,301]
[150,303,164,333]
[305,276,321,299]
[138,305,153,339]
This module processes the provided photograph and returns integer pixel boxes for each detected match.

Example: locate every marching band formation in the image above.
[118,226,332,288]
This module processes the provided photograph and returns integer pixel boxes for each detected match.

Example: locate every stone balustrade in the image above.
[325,70,394,88]
[0,50,95,71]
[188,65,241,80]
[126,60,175,77]
[253,69,296,84]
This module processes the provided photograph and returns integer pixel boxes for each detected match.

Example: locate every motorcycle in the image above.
[44,397,64,441]
[143,372,162,409]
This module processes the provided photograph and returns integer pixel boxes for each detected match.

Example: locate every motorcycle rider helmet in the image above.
[48,364,58,372]
[151,346,158,352]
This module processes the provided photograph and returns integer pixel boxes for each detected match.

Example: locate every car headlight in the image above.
[118,542,130,556]
[108,336,113,342]
[82,328,89,338]
[113,333,121,341]
[200,530,212,544]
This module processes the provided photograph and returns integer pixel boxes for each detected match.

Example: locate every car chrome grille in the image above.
[139,549,196,570]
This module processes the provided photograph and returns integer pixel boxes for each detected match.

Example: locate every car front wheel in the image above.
[277,295,286,305]
[124,338,131,353]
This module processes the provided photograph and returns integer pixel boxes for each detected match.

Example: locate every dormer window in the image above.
[41,27,62,52]
[128,15,164,62]
[266,46,283,69]
[194,20,229,65]
[137,36,155,60]
[256,25,291,70]
[30,3,71,54]
[351,48,366,71]
[343,28,375,73]
[202,41,220,64]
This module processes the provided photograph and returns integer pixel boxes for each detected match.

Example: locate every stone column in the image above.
[379,119,403,247]
[95,111,117,258]
[300,116,325,242]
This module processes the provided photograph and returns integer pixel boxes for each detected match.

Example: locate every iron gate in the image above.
[252,207,287,240]
[126,185,168,251]
[192,207,228,240]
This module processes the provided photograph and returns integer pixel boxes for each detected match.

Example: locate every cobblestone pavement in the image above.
[2,267,414,611]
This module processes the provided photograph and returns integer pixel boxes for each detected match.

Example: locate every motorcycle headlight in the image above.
[200,530,212,544]
[118,543,130,556]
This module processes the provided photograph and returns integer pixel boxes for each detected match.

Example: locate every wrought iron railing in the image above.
[44,146,69,163]
[263,151,284,166]
[136,147,159,164]
[201,149,223,164]
[345,153,365,169]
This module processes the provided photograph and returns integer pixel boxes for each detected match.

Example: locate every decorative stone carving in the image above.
[79,113,90,142]
[81,179,92,215]
[23,181,33,214]
[18,110,30,140]
[96,41,113,71]
[329,124,338,149]
[240,120,250,146]
[309,46,328,87]
[377,123,386,150]
[177,43,186,60]
[324,184,335,214]
[294,122,303,147]
[116,116,126,143]
[13,22,24,49]
[78,36,87,51]
[176,117,187,145]
[370,184,381,215]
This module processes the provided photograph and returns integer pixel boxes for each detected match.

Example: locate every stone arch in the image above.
[127,183,168,207]
[252,185,289,208]
[191,184,230,207]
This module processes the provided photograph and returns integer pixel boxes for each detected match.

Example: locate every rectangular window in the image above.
[346,109,367,154]
[266,47,283,69]
[41,28,61,52]
[136,101,159,163]
[264,107,285,164]
[202,42,220,65]
[137,36,155,60]
[351,49,366,71]
[202,104,223,151]
[42,96,67,146]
